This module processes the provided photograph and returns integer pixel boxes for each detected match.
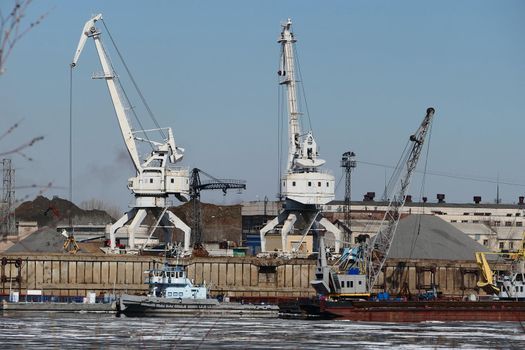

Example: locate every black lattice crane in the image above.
[190,168,246,247]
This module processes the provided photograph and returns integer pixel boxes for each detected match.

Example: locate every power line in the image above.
[357,160,525,188]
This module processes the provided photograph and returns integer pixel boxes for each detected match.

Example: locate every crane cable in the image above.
[101,19,166,141]
[68,65,74,231]
[293,44,313,134]
[95,24,154,151]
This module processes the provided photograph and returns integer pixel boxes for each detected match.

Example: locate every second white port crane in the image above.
[260,19,341,254]
[71,14,192,252]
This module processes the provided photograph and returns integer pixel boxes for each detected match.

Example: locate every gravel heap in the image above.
[387,214,490,261]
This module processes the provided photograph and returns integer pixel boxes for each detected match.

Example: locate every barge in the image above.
[280,298,525,322]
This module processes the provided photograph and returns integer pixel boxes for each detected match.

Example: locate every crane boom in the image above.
[71,14,142,173]
[366,107,435,291]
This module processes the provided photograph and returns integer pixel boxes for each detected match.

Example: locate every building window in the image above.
[499,242,505,249]
[505,221,512,227]
[283,182,285,187]
[475,234,480,241]
[517,222,523,227]
[463,212,469,216]
[483,239,488,246]
[326,182,329,187]
[494,221,501,226]
[292,181,296,186]
[308,181,312,187]
[473,220,479,224]
[150,179,153,183]
[516,213,521,217]
[451,220,457,223]
[506,213,512,217]
[509,242,514,250]
[171,178,174,183]
[461,220,468,223]
[318,182,321,187]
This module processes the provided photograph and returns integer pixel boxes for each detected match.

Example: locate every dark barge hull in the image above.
[118,295,278,318]
[280,300,525,322]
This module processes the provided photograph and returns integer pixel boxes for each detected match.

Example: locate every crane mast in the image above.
[278,20,300,172]
[71,14,191,252]
[279,19,326,174]
[366,107,435,291]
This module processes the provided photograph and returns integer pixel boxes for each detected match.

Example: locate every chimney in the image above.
[519,196,524,205]
[473,196,481,204]
[363,192,376,202]
[437,193,445,203]
[405,195,412,203]
[422,196,428,203]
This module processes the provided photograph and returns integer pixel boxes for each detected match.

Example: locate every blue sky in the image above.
[1,0,524,211]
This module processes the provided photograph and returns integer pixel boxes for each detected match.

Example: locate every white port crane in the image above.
[71,14,192,252]
[260,19,341,254]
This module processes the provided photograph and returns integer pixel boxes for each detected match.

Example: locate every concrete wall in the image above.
[0,253,507,298]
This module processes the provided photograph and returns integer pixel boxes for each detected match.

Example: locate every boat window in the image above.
[350,281,353,288]
[358,281,362,285]
[168,292,172,297]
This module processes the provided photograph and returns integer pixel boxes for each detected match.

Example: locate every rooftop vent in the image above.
[422,196,428,203]
[519,196,524,205]
[437,193,445,203]
[473,196,481,204]
[363,192,376,202]
[405,195,412,203]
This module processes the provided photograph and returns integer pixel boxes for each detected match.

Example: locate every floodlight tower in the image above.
[260,19,341,254]
[341,151,356,246]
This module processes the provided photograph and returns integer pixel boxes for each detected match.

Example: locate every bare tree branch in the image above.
[0,0,50,75]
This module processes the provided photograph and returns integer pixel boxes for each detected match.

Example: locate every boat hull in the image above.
[118,295,278,318]
[280,299,525,322]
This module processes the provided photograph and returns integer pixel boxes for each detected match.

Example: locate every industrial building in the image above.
[242,195,525,255]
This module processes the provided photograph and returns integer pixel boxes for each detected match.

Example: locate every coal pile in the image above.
[15,195,114,227]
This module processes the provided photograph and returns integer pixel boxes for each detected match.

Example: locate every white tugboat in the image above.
[118,248,278,317]
[146,263,207,300]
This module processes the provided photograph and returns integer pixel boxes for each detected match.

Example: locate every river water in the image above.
[0,313,524,349]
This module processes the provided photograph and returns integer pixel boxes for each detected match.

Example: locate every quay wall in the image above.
[0,253,504,298]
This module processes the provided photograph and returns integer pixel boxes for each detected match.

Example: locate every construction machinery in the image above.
[71,14,192,253]
[61,229,80,254]
[311,107,435,297]
[260,19,341,254]
[475,232,525,299]
[189,168,246,249]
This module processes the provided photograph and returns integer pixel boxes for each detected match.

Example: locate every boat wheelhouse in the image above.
[146,263,207,299]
